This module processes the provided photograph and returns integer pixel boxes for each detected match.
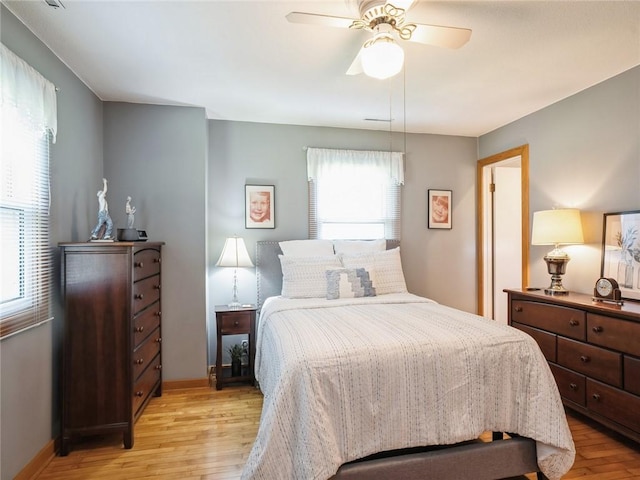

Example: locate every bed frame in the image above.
[254,240,548,480]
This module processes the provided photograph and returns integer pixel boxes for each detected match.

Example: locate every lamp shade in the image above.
[531,209,584,246]
[216,237,254,268]
[361,32,404,80]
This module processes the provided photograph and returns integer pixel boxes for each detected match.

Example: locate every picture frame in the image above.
[428,189,452,229]
[245,185,275,229]
[600,210,640,301]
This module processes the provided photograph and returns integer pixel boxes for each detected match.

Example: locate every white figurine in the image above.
[126,196,136,229]
[89,178,114,240]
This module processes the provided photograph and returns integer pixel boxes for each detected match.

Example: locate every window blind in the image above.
[1,44,56,339]
[307,147,404,241]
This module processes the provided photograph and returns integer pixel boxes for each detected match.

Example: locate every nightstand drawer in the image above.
[219,313,251,334]
[512,300,585,340]
[549,363,585,406]
[587,313,640,356]
[558,337,622,387]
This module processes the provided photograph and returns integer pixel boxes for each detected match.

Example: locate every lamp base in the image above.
[227,301,242,309]
[544,255,570,295]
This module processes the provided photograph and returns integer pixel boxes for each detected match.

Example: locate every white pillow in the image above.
[340,247,407,295]
[279,239,334,257]
[326,268,376,300]
[333,239,386,255]
[279,255,342,298]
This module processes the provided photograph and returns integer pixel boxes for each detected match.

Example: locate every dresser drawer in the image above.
[133,248,161,281]
[549,363,585,406]
[587,313,640,356]
[512,300,585,340]
[219,313,251,334]
[625,356,640,396]
[133,275,161,314]
[133,304,161,348]
[133,354,161,417]
[133,328,161,381]
[513,322,557,362]
[557,337,622,387]
[587,379,640,434]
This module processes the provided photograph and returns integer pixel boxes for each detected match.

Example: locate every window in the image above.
[1,44,57,339]
[307,148,404,240]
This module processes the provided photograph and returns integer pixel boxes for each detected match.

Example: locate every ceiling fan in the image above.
[286,0,471,79]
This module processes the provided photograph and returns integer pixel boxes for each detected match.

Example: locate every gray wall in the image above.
[104,103,208,381]
[479,66,640,296]
[1,5,103,479]
[207,120,477,363]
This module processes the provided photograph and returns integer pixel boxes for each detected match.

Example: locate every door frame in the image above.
[476,144,530,316]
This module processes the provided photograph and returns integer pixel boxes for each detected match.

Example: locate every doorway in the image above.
[476,145,530,323]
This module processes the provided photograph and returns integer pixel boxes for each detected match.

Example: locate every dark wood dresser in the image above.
[505,288,640,443]
[59,242,164,455]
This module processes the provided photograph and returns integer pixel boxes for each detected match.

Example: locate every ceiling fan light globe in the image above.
[361,39,404,79]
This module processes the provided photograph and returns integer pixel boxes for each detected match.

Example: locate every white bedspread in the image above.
[241,293,575,480]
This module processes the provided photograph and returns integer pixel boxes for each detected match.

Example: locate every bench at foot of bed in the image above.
[330,435,548,480]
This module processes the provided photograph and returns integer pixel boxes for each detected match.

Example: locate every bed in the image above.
[241,240,575,480]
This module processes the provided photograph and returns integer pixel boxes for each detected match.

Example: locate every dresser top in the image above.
[59,241,164,247]
[505,288,640,321]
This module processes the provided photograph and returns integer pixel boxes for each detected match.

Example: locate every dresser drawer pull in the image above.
[569,383,578,390]
[234,320,239,326]
[135,391,144,397]
[135,262,144,268]
[514,306,523,312]
[580,355,590,363]
[154,258,161,264]
[155,337,162,343]
[592,393,601,401]
[592,326,603,333]
[135,358,144,365]
[153,284,161,290]
[569,319,579,326]
[135,326,144,333]
[135,293,144,300]
[155,364,162,371]
[155,311,161,317]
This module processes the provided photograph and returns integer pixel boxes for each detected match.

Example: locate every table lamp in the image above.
[216,236,254,308]
[531,208,584,295]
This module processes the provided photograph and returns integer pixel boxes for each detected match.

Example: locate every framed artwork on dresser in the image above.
[601,210,640,300]
[245,185,275,229]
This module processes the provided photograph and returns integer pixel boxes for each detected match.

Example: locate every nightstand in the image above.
[215,305,256,390]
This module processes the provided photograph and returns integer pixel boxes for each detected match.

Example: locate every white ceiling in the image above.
[4,0,640,136]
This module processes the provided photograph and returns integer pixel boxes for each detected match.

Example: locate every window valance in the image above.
[306,147,404,185]
[1,43,57,143]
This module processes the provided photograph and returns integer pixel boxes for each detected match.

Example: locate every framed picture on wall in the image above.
[600,210,640,300]
[245,185,275,229]
[428,189,452,229]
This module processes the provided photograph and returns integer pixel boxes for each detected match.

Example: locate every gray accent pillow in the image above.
[326,268,376,300]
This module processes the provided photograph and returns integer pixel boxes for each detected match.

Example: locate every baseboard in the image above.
[14,438,56,480]
[163,377,209,390]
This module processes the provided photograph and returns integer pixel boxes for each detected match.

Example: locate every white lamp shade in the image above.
[531,209,584,246]
[361,35,404,80]
[216,237,254,268]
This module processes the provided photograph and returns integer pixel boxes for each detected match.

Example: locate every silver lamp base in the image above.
[544,254,570,295]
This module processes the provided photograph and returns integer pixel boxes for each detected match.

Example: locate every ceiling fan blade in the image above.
[346,48,364,76]
[409,23,472,49]
[286,12,354,29]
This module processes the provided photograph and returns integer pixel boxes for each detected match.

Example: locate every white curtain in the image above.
[307,148,404,185]
[1,43,57,143]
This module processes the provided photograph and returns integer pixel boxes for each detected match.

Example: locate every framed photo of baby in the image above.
[245,185,275,229]
[428,189,452,229]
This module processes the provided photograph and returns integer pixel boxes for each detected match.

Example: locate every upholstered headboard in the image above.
[255,240,400,311]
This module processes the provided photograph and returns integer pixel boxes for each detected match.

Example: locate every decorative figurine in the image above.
[126,196,136,229]
[89,178,114,241]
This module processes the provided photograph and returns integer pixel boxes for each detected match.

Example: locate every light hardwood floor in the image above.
[35,385,640,480]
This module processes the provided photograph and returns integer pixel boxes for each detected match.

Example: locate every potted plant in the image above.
[228,344,243,377]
